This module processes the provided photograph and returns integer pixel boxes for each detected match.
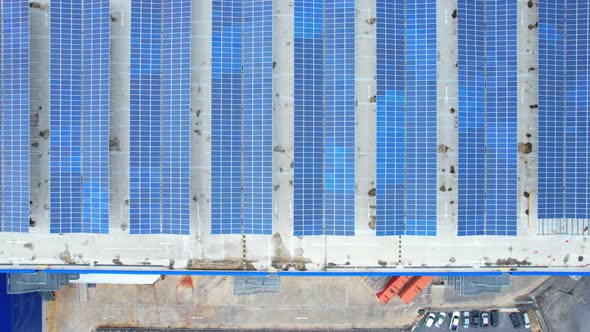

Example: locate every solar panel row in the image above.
[161,0,191,234]
[211,0,242,235]
[538,1,565,221]
[376,0,437,236]
[294,0,355,236]
[484,0,518,236]
[211,0,273,235]
[130,0,191,235]
[323,0,355,236]
[294,0,324,236]
[538,0,590,231]
[458,0,517,236]
[242,0,273,235]
[0,0,30,233]
[564,1,590,220]
[50,0,109,234]
[458,0,485,236]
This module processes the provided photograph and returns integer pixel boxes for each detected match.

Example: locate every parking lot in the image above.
[415,311,529,331]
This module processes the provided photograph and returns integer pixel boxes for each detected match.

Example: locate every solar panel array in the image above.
[538,0,590,233]
[0,0,29,233]
[376,0,437,236]
[211,0,273,235]
[458,0,517,236]
[294,0,355,236]
[130,0,191,235]
[50,0,109,233]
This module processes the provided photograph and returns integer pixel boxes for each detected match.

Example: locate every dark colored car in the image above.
[471,310,480,327]
[491,310,499,327]
[510,312,523,329]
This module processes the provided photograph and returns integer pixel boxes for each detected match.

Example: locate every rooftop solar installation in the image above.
[49,0,109,234]
[211,0,273,235]
[294,0,355,236]
[130,0,191,235]
[0,0,29,233]
[538,0,590,235]
[376,0,437,236]
[458,0,517,236]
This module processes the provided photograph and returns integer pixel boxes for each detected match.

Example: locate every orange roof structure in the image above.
[375,276,411,304]
[397,276,434,304]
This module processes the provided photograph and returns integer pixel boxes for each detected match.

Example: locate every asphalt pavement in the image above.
[537,276,589,332]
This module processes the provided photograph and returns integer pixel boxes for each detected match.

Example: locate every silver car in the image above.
[435,311,447,328]
[523,312,531,329]
[463,311,470,329]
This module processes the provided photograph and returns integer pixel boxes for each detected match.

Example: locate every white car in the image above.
[449,311,461,331]
[435,311,447,328]
[481,312,489,327]
[523,312,531,329]
[425,312,436,328]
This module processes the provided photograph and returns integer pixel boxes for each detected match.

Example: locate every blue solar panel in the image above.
[294,0,355,236]
[485,0,517,235]
[130,0,191,235]
[162,0,190,234]
[564,1,590,219]
[458,0,485,236]
[211,0,273,235]
[538,1,565,220]
[294,0,324,236]
[82,0,109,233]
[376,0,404,236]
[243,0,273,235]
[323,0,355,236]
[458,0,517,236]
[539,0,590,225]
[376,0,437,236]
[211,0,242,235]
[50,0,109,234]
[0,0,30,233]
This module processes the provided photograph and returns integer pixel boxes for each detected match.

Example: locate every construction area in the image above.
[50,274,549,331]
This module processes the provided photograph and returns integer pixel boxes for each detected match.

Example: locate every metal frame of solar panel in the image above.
[0,0,30,233]
[211,0,273,235]
[458,0,517,236]
[130,0,191,235]
[50,0,109,233]
[294,0,355,236]
[376,0,437,236]
[538,0,590,235]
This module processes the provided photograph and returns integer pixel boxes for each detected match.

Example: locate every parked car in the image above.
[522,311,531,329]
[471,310,480,327]
[491,310,499,327]
[425,312,436,328]
[435,311,447,328]
[481,311,489,327]
[463,311,470,329]
[510,312,523,329]
[449,311,461,331]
